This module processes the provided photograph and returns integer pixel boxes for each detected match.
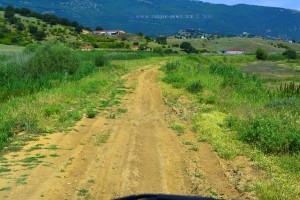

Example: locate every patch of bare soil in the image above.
[0,66,259,199]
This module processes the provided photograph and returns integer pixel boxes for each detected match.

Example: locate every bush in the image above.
[153,47,164,55]
[95,54,108,67]
[239,114,300,154]
[267,54,285,61]
[256,48,268,60]
[164,49,173,54]
[86,108,97,118]
[187,80,203,93]
[162,73,186,88]
[24,42,80,78]
[180,42,198,53]
[277,82,300,97]
[165,61,180,72]
[282,49,297,59]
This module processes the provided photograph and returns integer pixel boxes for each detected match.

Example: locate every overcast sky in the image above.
[202,0,300,11]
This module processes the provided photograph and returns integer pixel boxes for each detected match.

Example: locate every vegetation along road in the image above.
[0,63,262,200]
[1,44,300,199]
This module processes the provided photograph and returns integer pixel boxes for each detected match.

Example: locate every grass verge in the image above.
[159,55,300,199]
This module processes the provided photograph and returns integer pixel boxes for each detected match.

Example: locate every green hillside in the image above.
[1,0,300,40]
[167,37,300,54]
[0,9,136,49]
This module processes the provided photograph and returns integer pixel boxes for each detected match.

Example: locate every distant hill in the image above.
[1,0,300,40]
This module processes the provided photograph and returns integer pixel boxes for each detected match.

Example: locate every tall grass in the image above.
[162,58,300,155]
[0,42,98,101]
[160,55,300,199]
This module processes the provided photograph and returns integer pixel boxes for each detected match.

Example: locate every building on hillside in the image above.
[82,29,90,35]
[92,30,125,35]
[223,49,245,55]
[80,45,94,51]
[131,46,140,51]
[167,36,176,39]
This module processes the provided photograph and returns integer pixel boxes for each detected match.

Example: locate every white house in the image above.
[92,30,125,35]
[223,49,245,55]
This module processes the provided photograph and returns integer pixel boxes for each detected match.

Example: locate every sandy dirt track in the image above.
[0,66,259,200]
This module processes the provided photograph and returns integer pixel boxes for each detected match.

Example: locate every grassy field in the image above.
[0,44,24,53]
[167,37,300,54]
[159,55,300,199]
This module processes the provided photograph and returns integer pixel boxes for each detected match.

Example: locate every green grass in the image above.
[167,37,300,54]
[45,145,59,151]
[117,108,127,114]
[15,174,30,185]
[0,44,24,53]
[86,108,97,118]
[160,55,300,199]
[77,188,90,197]
[169,123,185,136]
[0,186,12,191]
[26,144,44,152]
[0,167,11,173]
[95,131,110,146]
[21,155,46,163]
[49,154,60,158]
[1,48,160,150]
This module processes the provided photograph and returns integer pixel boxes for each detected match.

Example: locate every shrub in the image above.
[187,80,203,93]
[164,49,173,54]
[165,61,180,72]
[153,47,164,55]
[277,82,300,97]
[205,95,217,104]
[256,48,268,60]
[239,114,300,154]
[86,108,97,118]
[24,42,80,78]
[95,54,108,67]
[267,54,285,61]
[180,42,198,53]
[163,73,185,84]
[282,49,297,59]
[169,123,185,136]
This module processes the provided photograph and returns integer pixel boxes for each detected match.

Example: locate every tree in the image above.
[156,36,167,45]
[4,6,15,19]
[180,42,198,53]
[35,30,46,41]
[28,25,38,34]
[256,48,268,60]
[95,26,103,31]
[144,35,152,43]
[8,17,19,24]
[15,8,31,16]
[136,32,144,37]
[75,25,83,33]
[153,47,164,55]
[283,49,297,59]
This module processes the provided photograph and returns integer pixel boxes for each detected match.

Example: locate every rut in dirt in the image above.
[0,67,253,200]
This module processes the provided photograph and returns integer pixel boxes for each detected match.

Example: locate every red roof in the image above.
[226,49,244,52]
[80,45,94,49]
[93,30,122,32]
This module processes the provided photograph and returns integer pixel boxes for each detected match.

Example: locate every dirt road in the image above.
[0,66,258,199]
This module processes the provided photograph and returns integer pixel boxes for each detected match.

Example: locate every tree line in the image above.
[0,5,90,33]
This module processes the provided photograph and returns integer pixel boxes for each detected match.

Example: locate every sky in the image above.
[202,0,300,11]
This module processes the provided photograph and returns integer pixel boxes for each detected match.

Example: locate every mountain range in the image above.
[1,0,300,40]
